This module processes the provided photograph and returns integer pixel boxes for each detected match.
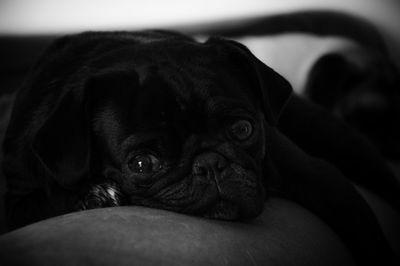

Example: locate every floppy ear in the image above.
[31,85,91,188]
[208,38,293,126]
[31,70,140,188]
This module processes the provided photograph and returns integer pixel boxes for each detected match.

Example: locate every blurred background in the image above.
[0,0,400,91]
[0,0,400,99]
[0,0,399,240]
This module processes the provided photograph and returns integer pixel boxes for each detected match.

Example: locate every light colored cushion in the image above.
[0,198,354,266]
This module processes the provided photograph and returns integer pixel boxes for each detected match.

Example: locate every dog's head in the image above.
[29,31,292,220]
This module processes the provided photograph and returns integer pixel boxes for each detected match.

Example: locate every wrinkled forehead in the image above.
[94,40,255,105]
[137,41,255,108]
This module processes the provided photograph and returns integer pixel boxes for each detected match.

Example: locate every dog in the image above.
[2,31,399,265]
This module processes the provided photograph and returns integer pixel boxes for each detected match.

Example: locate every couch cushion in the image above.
[0,198,355,266]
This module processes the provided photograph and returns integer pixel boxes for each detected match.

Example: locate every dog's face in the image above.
[30,32,292,220]
[93,50,266,220]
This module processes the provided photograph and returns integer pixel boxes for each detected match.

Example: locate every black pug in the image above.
[2,31,399,265]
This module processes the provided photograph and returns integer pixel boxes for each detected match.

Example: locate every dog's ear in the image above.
[26,33,144,189]
[31,71,139,188]
[208,38,293,126]
[31,84,91,188]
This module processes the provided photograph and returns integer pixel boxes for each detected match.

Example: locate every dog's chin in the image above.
[202,199,264,221]
[203,201,241,220]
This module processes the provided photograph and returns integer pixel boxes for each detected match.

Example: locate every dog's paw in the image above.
[76,181,124,211]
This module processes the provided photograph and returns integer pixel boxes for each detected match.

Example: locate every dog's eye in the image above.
[128,154,161,175]
[230,120,253,141]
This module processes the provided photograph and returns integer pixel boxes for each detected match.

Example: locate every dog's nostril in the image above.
[193,164,208,176]
[216,158,227,170]
[193,152,228,176]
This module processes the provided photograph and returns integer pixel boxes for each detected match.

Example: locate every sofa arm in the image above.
[0,198,354,266]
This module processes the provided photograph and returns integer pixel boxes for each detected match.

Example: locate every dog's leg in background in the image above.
[5,180,124,230]
[278,95,400,210]
[4,185,80,231]
[266,126,398,265]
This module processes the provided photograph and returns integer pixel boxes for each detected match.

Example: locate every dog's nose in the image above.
[192,152,228,177]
